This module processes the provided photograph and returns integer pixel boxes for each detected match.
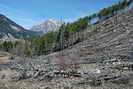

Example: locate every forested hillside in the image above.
[32,0,132,55]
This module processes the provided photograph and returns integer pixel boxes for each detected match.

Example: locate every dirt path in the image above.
[0,56,17,80]
[0,56,10,64]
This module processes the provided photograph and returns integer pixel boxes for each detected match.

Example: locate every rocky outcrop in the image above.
[31,19,62,34]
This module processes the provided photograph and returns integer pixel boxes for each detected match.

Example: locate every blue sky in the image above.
[0,0,122,29]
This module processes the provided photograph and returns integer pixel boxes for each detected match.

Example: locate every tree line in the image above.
[89,0,132,22]
[0,0,132,56]
[0,41,32,57]
[32,0,132,55]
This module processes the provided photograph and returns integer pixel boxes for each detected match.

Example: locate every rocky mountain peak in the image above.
[31,19,62,34]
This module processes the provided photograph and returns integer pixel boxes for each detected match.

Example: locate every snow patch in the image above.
[10,25,21,32]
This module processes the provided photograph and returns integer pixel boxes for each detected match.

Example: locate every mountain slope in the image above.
[30,19,62,34]
[0,14,38,40]
[66,9,133,63]
[39,9,133,64]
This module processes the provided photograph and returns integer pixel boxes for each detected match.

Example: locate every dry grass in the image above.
[0,69,15,74]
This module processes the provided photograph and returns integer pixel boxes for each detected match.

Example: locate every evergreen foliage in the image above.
[31,0,133,55]
[0,0,132,56]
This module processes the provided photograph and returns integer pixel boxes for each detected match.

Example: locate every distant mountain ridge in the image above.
[0,14,39,41]
[30,19,62,34]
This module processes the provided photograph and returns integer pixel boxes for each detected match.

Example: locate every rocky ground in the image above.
[0,54,133,89]
[0,9,133,89]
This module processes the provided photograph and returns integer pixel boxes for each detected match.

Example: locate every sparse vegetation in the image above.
[31,0,132,55]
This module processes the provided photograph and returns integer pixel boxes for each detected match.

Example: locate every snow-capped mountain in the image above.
[30,19,62,34]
